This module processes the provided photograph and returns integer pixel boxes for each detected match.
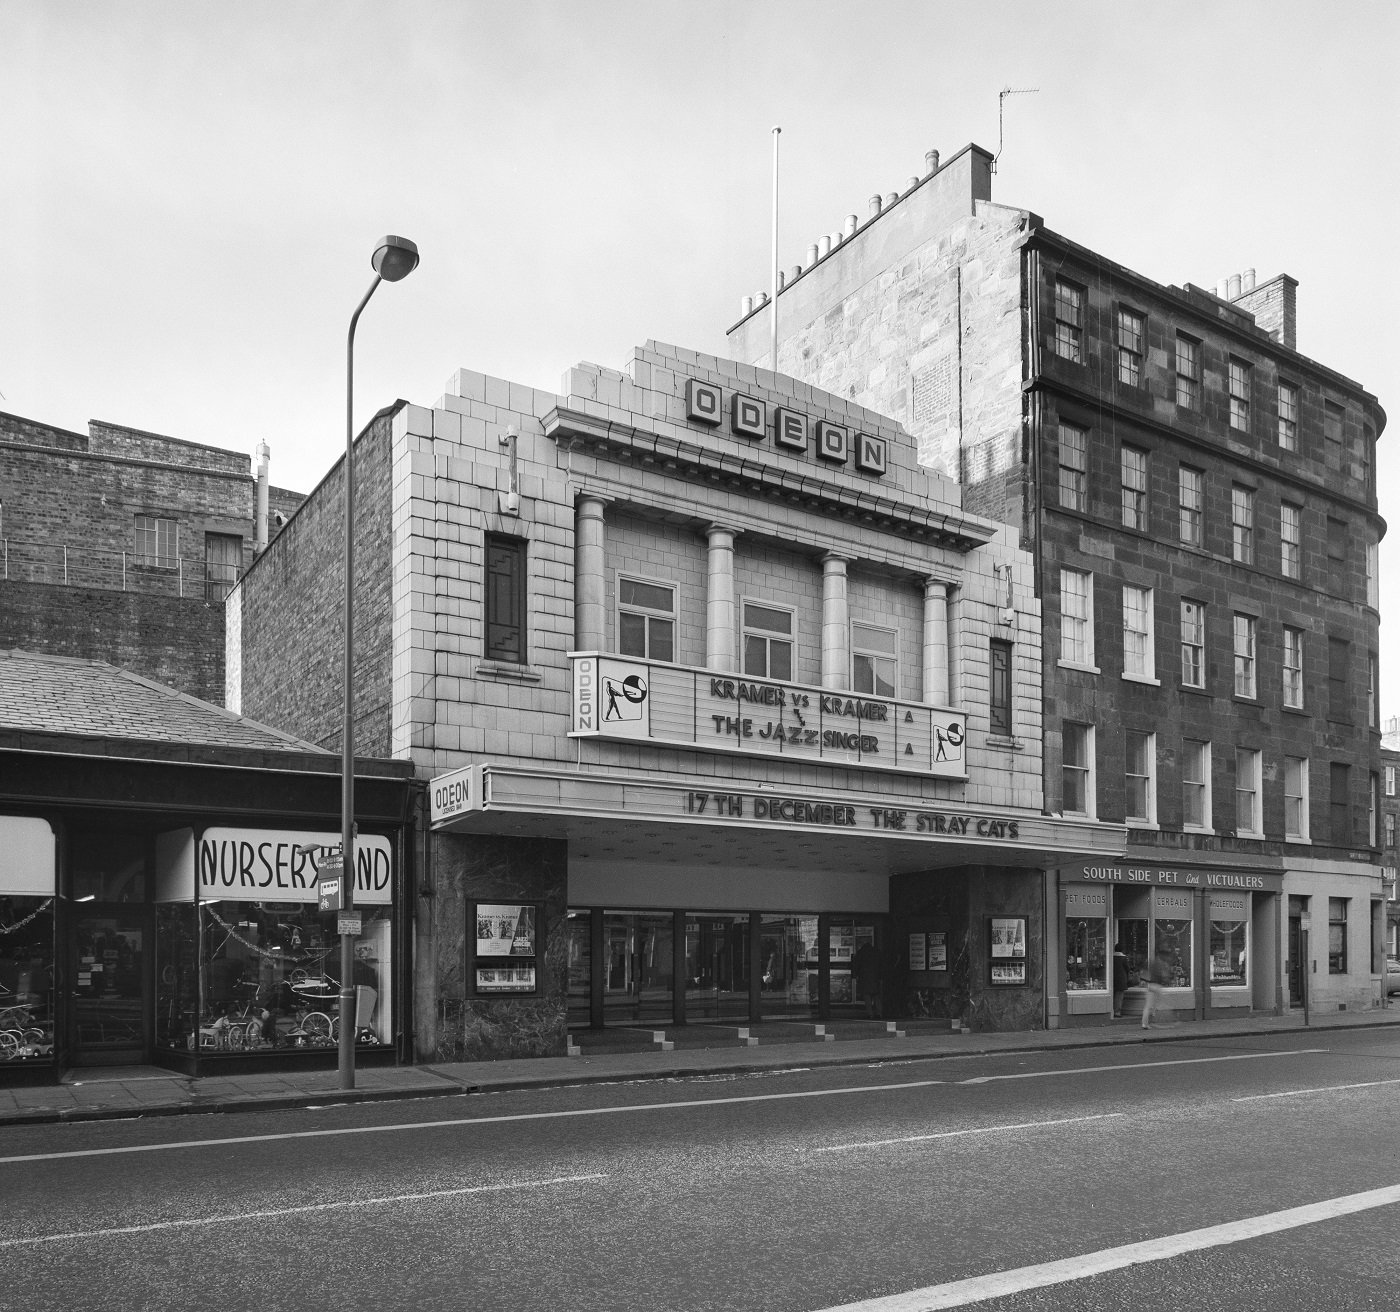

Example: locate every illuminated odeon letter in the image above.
[855,432,888,475]
[731,393,766,439]
[774,407,809,452]
[685,379,722,425]
[815,419,848,463]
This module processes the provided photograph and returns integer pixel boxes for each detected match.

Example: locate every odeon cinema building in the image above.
[228,341,1124,1061]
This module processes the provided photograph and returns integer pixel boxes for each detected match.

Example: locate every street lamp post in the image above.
[340,234,419,1090]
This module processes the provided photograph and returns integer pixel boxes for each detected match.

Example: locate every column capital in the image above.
[923,570,959,595]
[575,490,613,513]
[705,522,742,541]
[820,551,856,568]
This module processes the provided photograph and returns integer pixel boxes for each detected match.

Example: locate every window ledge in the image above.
[1182,826,1216,836]
[1282,705,1310,717]
[1122,672,1161,686]
[1181,684,1210,697]
[1233,696,1260,707]
[1127,820,1160,830]
[986,735,1025,751]
[476,659,544,683]
[1285,836,1312,846]
[1236,830,1266,841]
[1057,660,1101,675]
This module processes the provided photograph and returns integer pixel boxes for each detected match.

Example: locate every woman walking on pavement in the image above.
[1142,946,1170,1029]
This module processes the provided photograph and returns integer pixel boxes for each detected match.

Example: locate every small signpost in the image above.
[317,853,345,913]
[337,912,362,937]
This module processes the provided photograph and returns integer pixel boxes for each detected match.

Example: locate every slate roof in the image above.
[0,650,330,755]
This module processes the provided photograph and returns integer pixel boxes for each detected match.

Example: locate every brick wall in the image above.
[0,581,224,702]
[232,407,398,754]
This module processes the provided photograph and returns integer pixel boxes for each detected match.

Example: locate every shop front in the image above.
[0,817,58,1077]
[1056,861,1282,1026]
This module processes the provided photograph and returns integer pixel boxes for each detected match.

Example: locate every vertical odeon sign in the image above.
[574,655,597,733]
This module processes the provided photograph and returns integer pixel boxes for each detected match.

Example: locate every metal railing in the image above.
[0,537,234,603]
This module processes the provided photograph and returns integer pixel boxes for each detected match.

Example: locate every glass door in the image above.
[684,915,749,1023]
[72,908,148,1063]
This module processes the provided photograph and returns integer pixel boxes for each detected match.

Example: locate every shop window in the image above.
[1178,466,1203,546]
[1228,358,1252,432]
[760,915,819,1020]
[566,909,592,1029]
[602,911,673,1026]
[1210,915,1248,986]
[1236,748,1262,837]
[1281,504,1302,580]
[485,534,527,663]
[1180,600,1205,688]
[1283,626,1304,709]
[1057,422,1087,511]
[1183,740,1212,830]
[0,896,56,1065]
[1060,569,1094,667]
[1277,382,1299,450]
[989,639,1013,735]
[852,622,898,698]
[686,913,751,1022]
[174,902,393,1055]
[1328,897,1348,974]
[204,533,242,604]
[1053,280,1083,362]
[1120,446,1147,531]
[1331,762,1351,845]
[1125,730,1156,824]
[1175,334,1199,409]
[1328,638,1351,723]
[134,513,178,568]
[1122,586,1154,679]
[1233,614,1257,699]
[1231,486,1255,565]
[1285,756,1310,840]
[742,602,794,680]
[617,576,675,662]
[829,918,880,1016]
[1155,917,1194,988]
[1066,917,1107,991]
[1117,307,1144,387]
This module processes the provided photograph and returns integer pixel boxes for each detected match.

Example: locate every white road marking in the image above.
[1233,1076,1400,1102]
[959,1048,1326,1084]
[0,1173,608,1250]
[811,1182,1400,1310]
[812,1113,1125,1153]
[0,1077,946,1165]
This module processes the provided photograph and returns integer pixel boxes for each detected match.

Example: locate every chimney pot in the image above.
[254,441,271,552]
[1216,279,1230,300]
[741,295,754,316]
[830,230,841,248]
[818,235,832,259]
[869,194,882,218]
[806,243,819,268]
[777,270,786,291]
[843,213,858,238]
[1227,273,1242,300]
[789,264,802,282]
[1242,268,1256,293]
[885,192,898,208]
[905,176,920,194]
[925,149,940,176]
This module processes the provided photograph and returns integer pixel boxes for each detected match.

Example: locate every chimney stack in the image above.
[925,149,940,176]
[254,441,270,552]
[869,194,882,219]
[843,214,858,239]
[1242,268,1256,293]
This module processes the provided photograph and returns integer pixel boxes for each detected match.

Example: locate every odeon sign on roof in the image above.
[684,377,888,478]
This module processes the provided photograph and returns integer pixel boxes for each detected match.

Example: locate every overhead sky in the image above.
[4,2,1398,662]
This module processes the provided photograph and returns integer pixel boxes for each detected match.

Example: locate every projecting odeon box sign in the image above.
[684,377,888,477]
[1066,864,1284,894]
[571,653,966,778]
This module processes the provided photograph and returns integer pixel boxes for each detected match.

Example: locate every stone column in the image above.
[821,554,854,689]
[923,577,951,705]
[574,494,608,651]
[705,524,739,671]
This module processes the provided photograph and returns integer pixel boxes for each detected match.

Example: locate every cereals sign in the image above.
[684,377,887,476]
[571,654,966,779]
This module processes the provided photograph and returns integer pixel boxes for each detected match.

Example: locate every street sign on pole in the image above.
[336,912,362,937]
[317,854,345,913]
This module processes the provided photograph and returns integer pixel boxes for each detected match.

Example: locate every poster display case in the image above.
[989,916,1027,986]
[471,901,540,996]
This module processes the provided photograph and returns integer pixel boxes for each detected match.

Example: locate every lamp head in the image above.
[371,234,419,283]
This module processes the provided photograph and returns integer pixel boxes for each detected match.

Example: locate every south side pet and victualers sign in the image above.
[683,377,889,477]
[1065,863,1285,894]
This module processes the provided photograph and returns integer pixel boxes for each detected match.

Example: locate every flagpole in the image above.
[770,125,781,370]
